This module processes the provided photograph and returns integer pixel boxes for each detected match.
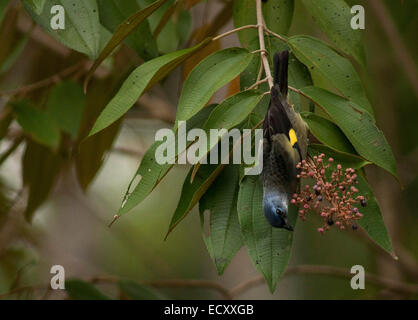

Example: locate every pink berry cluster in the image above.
[291,153,367,234]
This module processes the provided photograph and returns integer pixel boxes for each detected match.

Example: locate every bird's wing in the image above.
[270,133,300,191]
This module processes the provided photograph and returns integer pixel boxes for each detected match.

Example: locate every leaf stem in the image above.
[263,26,288,43]
[212,24,258,41]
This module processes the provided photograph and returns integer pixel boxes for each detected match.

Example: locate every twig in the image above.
[0,61,86,97]
[247,77,269,91]
[0,134,24,166]
[256,0,273,88]
[229,264,418,298]
[212,24,258,42]
[142,279,233,300]
[91,276,232,300]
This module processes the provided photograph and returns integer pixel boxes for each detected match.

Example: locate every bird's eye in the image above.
[276,208,285,218]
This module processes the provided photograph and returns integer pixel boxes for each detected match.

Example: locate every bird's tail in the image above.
[273,50,289,96]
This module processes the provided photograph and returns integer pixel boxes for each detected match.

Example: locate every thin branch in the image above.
[91,276,232,300]
[247,77,269,91]
[256,0,273,88]
[229,265,418,298]
[212,24,258,42]
[142,279,233,300]
[0,61,86,97]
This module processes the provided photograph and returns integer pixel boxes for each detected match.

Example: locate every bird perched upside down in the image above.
[261,51,308,231]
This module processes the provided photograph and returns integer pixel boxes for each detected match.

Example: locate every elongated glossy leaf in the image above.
[308,144,370,170]
[199,165,243,275]
[232,0,257,48]
[119,280,163,300]
[89,39,211,137]
[65,279,109,300]
[300,86,397,178]
[301,111,356,154]
[84,0,168,89]
[117,105,216,216]
[301,0,366,66]
[289,35,373,115]
[237,175,296,293]
[12,100,60,149]
[175,48,253,128]
[356,175,395,256]
[22,141,62,221]
[166,164,225,239]
[76,78,122,191]
[24,0,101,58]
[187,90,263,165]
[262,0,294,36]
[46,81,85,139]
[233,0,293,48]
[203,91,263,129]
[138,0,183,54]
[97,0,158,61]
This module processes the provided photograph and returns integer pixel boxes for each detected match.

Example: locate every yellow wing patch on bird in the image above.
[288,129,298,147]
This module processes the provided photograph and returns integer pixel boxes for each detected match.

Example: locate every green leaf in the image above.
[65,279,109,300]
[289,35,373,115]
[175,48,253,128]
[12,100,60,149]
[46,81,85,139]
[233,0,293,48]
[0,32,29,74]
[237,175,296,293]
[119,280,163,300]
[117,105,215,216]
[23,0,102,59]
[301,0,366,66]
[147,0,180,54]
[233,0,257,48]
[24,0,46,15]
[301,111,356,154]
[97,0,158,61]
[356,175,395,256]
[76,78,122,191]
[300,86,397,178]
[262,0,294,37]
[188,90,263,163]
[84,0,168,89]
[199,165,243,275]
[308,144,370,170]
[203,91,263,129]
[22,141,62,221]
[166,164,225,239]
[88,39,211,137]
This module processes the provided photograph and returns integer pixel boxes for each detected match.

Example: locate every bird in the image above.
[261,50,308,231]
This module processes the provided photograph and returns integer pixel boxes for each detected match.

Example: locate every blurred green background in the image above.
[0,0,417,299]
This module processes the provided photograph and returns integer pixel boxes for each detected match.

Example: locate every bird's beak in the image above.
[283,223,293,231]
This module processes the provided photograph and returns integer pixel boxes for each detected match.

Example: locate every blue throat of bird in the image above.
[262,188,293,231]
